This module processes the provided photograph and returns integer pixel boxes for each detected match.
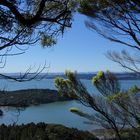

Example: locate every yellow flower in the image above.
[69,107,79,112]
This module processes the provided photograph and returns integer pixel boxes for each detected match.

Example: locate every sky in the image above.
[1,14,133,73]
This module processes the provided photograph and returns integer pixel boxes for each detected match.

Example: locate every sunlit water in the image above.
[0,79,140,130]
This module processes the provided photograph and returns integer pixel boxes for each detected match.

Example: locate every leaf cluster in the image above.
[55,71,140,140]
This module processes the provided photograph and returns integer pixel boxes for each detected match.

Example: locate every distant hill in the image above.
[0,89,72,107]
[1,72,140,80]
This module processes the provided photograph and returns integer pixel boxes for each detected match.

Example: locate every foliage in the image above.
[79,0,140,49]
[0,0,78,81]
[55,71,140,140]
[0,0,77,48]
[79,0,140,74]
[0,123,98,140]
[52,1,140,139]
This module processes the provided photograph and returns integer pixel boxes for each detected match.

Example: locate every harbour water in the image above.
[0,79,140,130]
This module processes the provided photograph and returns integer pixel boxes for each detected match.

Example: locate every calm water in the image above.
[0,79,140,130]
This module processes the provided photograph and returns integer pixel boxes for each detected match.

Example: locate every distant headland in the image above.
[0,89,72,107]
[1,72,140,80]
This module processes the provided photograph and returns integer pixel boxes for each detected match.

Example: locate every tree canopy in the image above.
[0,0,77,81]
[55,71,140,140]
[79,0,140,73]
[79,0,140,49]
[0,0,76,48]
[54,1,140,139]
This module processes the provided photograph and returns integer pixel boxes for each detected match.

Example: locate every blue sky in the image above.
[1,14,133,73]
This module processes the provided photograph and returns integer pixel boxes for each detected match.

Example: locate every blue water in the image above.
[0,79,140,130]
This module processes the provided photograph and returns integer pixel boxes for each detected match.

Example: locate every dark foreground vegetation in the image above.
[0,122,138,140]
[0,123,98,140]
[0,89,72,107]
